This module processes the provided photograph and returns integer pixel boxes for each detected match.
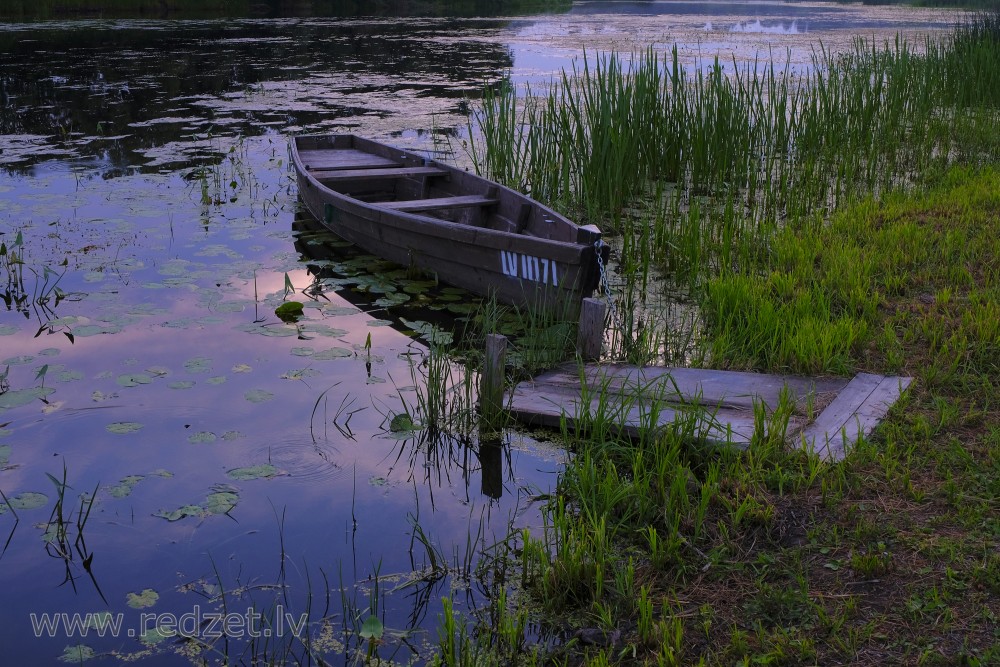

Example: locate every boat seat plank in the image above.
[378,195,498,212]
[301,149,401,171]
[313,166,448,181]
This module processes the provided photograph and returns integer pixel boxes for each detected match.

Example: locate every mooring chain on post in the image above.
[594,239,627,353]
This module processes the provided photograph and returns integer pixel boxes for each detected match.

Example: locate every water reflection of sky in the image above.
[0,4,966,663]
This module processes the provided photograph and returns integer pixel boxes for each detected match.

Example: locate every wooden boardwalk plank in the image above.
[799,374,913,460]
[504,362,912,459]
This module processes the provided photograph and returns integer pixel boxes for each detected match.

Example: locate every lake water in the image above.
[0,2,960,664]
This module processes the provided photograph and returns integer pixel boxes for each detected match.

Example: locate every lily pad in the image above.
[117,373,152,387]
[0,444,10,467]
[0,387,56,410]
[275,301,304,322]
[244,389,273,403]
[2,355,35,365]
[232,363,252,373]
[168,381,195,390]
[183,357,212,373]
[107,422,144,434]
[227,464,284,481]
[204,490,239,515]
[109,475,145,498]
[187,431,216,444]
[221,431,243,441]
[237,322,298,337]
[312,347,353,360]
[140,626,171,646]
[126,589,159,609]
[389,413,418,433]
[0,491,48,514]
[154,504,203,522]
[206,376,227,385]
[0,324,18,336]
[58,645,95,663]
[72,323,122,337]
[290,347,315,357]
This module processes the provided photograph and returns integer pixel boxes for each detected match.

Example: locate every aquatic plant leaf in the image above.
[237,322,298,337]
[72,323,122,337]
[227,464,284,481]
[109,475,145,498]
[275,301,304,322]
[0,324,18,336]
[360,615,384,640]
[312,347,353,360]
[369,476,388,487]
[244,389,273,403]
[168,381,195,390]
[126,589,159,609]
[58,645,95,663]
[204,491,238,515]
[0,444,10,467]
[206,376,227,385]
[0,387,56,410]
[187,432,216,444]
[0,491,48,514]
[140,626,170,646]
[300,323,349,337]
[389,413,418,433]
[107,422,144,434]
[183,357,212,373]
[323,305,357,316]
[232,363,252,373]
[117,373,152,387]
[58,370,84,382]
[38,348,60,357]
[374,293,410,307]
[281,368,320,380]
[290,347,315,357]
[153,505,203,522]
[2,355,34,366]
[221,431,243,441]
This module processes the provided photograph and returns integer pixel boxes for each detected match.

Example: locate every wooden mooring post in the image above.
[480,333,507,428]
[576,297,607,361]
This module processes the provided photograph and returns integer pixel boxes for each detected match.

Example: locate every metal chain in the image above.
[594,239,627,346]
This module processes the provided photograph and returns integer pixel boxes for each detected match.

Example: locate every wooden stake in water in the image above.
[481,333,508,428]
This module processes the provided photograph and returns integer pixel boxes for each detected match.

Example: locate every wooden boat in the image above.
[291,134,609,310]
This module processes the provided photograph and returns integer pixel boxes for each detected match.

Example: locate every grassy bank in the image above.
[436,10,1000,667]
[448,166,999,665]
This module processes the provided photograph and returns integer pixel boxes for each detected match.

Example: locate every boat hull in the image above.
[291,134,606,311]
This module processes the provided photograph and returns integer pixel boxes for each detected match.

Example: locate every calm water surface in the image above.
[0,2,959,663]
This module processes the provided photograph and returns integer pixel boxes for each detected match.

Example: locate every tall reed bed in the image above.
[468,13,1000,365]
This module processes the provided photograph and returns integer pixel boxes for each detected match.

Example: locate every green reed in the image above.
[468,16,1000,339]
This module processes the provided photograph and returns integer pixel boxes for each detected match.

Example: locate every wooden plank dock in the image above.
[503,361,912,461]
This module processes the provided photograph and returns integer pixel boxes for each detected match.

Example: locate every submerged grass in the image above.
[435,10,1000,667]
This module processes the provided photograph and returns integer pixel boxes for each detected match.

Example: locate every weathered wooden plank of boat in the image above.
[798,374,913,460]
[313,166,449,182]
[379,195,499,212]
[300,149,400,171]
[530,363,848,413]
